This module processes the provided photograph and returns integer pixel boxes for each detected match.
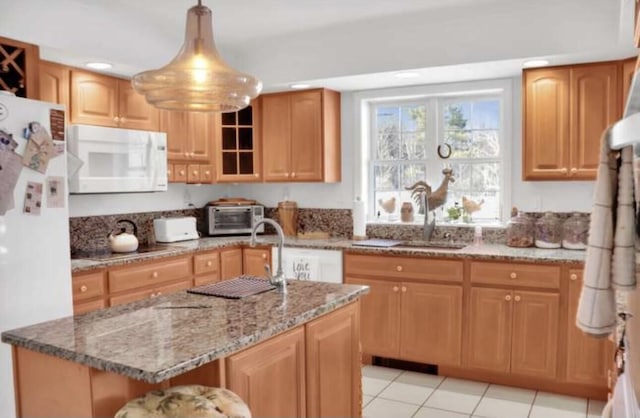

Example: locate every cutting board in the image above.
[209,197,257,206]
[351,239,402,248]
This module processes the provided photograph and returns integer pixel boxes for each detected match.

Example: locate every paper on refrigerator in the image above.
[0,149,22,215]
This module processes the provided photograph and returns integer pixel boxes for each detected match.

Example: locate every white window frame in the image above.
[354,79,512,226]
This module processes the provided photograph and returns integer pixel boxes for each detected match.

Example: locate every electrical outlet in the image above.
[183,187,192,207]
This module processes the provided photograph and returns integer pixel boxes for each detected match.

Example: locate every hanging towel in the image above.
[577,131,636,337]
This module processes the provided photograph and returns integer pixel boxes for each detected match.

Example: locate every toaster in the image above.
[153,216,199,243]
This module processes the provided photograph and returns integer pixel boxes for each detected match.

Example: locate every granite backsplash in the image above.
[69,208,589,254]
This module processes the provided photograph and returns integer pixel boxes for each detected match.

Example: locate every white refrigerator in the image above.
[0,95,73,418]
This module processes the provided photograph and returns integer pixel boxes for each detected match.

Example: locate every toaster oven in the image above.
[205,205,264,236]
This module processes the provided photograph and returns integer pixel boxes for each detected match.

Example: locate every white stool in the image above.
[114,385,251,418]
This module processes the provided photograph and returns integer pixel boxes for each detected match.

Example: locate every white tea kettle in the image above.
[108,219,139,253]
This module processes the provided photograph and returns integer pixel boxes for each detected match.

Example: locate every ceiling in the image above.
[0,0,637,92]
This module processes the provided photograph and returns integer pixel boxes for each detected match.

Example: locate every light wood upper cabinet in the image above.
[262,88,341,183]
[38,61,69,110]
[523,60,627,181]
[622,57,637,112]
[569,63,618,179]
[566,269,611,386]
[215,102,262,182]
[117,79,159,131]
[70,70,159,131]
[160,111,190,160]
[523,68,570,180]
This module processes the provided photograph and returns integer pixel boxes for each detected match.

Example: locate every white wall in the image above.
[69,77,595,218]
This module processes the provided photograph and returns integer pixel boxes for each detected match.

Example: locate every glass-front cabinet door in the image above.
[216,99,262,182]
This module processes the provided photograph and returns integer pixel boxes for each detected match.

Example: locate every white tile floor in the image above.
[362,365,606,418]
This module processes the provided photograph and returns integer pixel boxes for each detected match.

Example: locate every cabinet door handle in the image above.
[262,254,267,259]
[401,286,407,293]
[80,285,88,293]
[570,168,578,174]
[570,273,578,281]
[150,292,157,298]
[393,286,399,292]
[505,294,512,301]
[514,295,521,302]
[193,170,198,176]
[179,170,185,176]
[561,168,568,173]
[190,152,195,158]
[184,152,190,158]
[113,116,120,123]
[254,173,259,178]
[285,173,290,177]
[291,172,296,178]
[120,117,126,124]
[509,272,517,279]
[152,271,159,278]
[206,261,213,267]
[156,291,162,296]
[396,265,403,272]
[205,170,210,176]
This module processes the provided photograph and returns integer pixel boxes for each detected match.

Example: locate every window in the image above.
[370,94,504,224]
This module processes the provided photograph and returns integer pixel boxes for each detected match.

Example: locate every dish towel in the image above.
[576,130,636,337]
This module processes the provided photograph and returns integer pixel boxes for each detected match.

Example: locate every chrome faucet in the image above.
[250,218,286,294]
[422,191,435,241]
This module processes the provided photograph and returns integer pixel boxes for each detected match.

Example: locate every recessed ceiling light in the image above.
[522,59,550,68]
[85,62,113,70]
[393,72,420,79]
[289,83,311,89]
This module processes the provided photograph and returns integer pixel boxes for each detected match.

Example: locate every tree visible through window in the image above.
[371,95,503,223]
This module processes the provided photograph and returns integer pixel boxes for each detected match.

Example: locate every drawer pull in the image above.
[152,271,159,278]
[570,168,578,174]
[192,170,198,176]
[80,285,88,293]
[570,273,578,281]
[261,254,267,259]
[401,286,407,293]
[179,170,185,176]
[505,294,512,301]
[393,286,399,292]
[509,272,517,279]
[514,295,521,302]
[206,261,213,267]
[396,265,403,272]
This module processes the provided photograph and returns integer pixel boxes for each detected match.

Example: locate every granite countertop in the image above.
[70,236,586,273]
[1,280,368,383]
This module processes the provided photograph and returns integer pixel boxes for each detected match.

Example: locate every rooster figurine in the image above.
[378,197,396,214]
[462,196,484,215]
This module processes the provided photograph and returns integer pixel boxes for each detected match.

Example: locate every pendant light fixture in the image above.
[132,0,262,112]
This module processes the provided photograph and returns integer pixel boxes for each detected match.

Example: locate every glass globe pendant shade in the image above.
[132,1,262,112]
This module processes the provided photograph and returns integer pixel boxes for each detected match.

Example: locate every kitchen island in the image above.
[2,280,368,418]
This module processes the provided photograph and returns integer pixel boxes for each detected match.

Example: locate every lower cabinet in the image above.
[226,327,307,418]
[220,247,243,280]
[242,246,271,278]
[566,269,611,386]
[467,287,559,379]
[226,302,361,418]
[345,254,463,367]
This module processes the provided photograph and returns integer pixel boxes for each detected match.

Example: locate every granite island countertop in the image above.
[1,280,368,383]
[70,236,586,273]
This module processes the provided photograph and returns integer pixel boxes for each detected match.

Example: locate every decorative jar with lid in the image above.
[562,212,588,250]
[506,211,534,247]
[535,212,562,249]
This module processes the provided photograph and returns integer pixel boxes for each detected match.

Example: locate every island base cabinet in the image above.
[306,300,361,418]
[226,327,307,418]
[11,347,163,418]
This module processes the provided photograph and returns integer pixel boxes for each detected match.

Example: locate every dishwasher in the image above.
[271,247,343,283]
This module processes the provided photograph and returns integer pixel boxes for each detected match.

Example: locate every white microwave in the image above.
[67,125,168,194]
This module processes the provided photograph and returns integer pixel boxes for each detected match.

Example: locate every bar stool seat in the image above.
[114,385,251,418]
